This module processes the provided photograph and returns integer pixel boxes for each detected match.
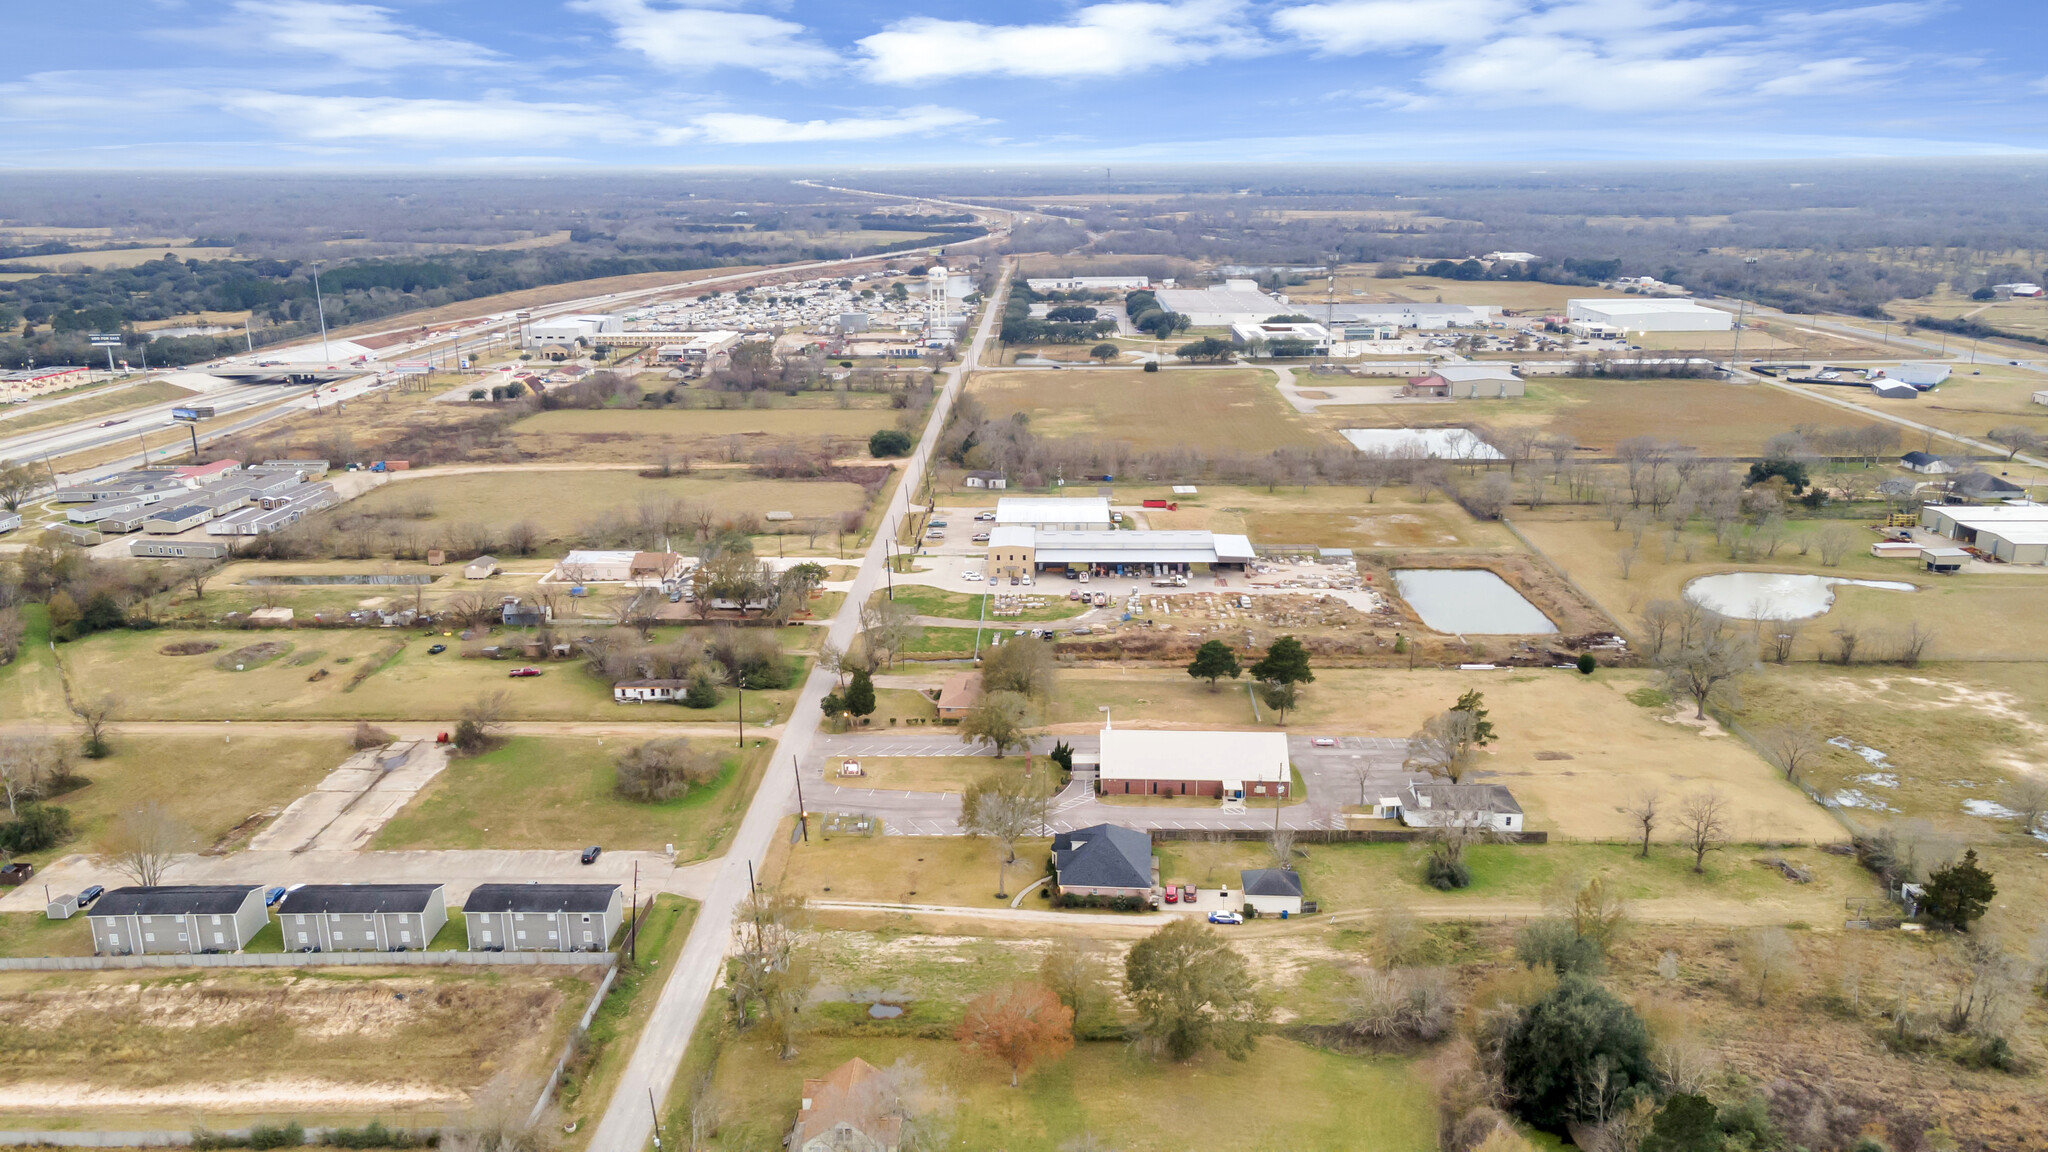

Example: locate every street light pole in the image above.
[311,263,332,364]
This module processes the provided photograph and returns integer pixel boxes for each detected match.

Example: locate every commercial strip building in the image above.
[1565,298,1732,334]
[1096,727,1291,800]
[1919,504,2048,564]
[986,526,1255,580]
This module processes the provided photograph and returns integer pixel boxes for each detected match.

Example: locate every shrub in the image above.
[684,676,723,709]
[1342,967,1457,1045]
[248,1122,305,1150]
[613,738,722,803]
[869,428,913,457]
[0,803,74,853]
[1500,975,1655,1132]
[1425,854,1470,890]
[1514,920,1603,975]
[352,721,395,750]
[1142,360,1160,372]
[1576,653,1596,675]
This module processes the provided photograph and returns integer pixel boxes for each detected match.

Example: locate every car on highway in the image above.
[508,666,543,678]
[1208,910,1244,925]
[580,845,603,865]
[99,418,128,427]
[1311,737,1337,747]
[427,643,446,654]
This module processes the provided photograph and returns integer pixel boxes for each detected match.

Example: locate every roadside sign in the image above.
[88,332,122,347]
[395,360,431,377]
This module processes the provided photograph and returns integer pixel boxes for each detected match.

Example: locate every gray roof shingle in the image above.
[1052,824,1152,889]
[277,884,442,916]
[464,883,618,914]
[1239,869,1304,898]
[88,886,262,918]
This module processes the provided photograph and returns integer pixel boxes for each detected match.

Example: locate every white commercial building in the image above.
[1918,504,2048,564]
[1230,322,1332,352]
[528,313,623,349]
[1565,298,1732,333]
[1096,727,1291,800]
[1151,280,1289,326]
[1330,303,1499,331]
[1027,276,1150,292]
[994,496,1113,531]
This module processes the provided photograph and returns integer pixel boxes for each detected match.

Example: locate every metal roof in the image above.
[995,497,1111,527]
[464,883,618,914]
[278,884,442,915]
[89,885,262,918]
[1408,782,1523,815]
[1098,728,1290,784]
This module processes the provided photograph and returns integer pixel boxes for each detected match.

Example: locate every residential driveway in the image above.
[801,732,1418,835]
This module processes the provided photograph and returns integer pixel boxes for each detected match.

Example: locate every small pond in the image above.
[1392,569,1558,635]
[1682,572,1915,620]
[867,1003,905,1019]
[242,574,439,586]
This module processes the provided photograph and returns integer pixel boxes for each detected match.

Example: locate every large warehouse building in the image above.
[1919,504,2048,564]
[1151,280,1289,326]
[987,528,1255,581]
[1097,727,1291,800]
[1566,298,1732,334]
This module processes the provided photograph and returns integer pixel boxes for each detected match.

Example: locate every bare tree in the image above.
[1764,622,1801,664]
[1987,425,2038,460]
[1816,524,1856,567]
[1623,790,1659,858]
[1404,708,1481,783]
[1267,826,1296,871]
[1761,722,1824,784]
[105,801,192,887]
[686,1071,723,1152]
[72,694,119,759]
[1738,927,1801,1006]
[1658,618,1754,720]
[1998,776,2048,837]
[1676,790,1730,874]
[180,560,221,601]
[1896,620,1936,667]
[1831,625,1861,665]
[1615,545,1639,580]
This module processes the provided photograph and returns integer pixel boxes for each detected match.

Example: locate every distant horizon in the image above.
[6,0,2044,167]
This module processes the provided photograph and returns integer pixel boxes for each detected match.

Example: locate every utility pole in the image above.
[630,861,639,963]
[736,682,744,748]
[648,1089,664,1152]
[792,755,808,841]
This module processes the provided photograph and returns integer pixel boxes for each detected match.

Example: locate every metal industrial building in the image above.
[1919,504,2048,564]
[986,527,1255,580]
[1151,280,1289,326]
[1566,298,1732,333]
[994,496,1114,531]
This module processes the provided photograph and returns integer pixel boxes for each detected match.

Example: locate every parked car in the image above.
[1311,737,1337,747]
[972,533,990,543]
[427,643,447,654]
[974,511,995,521]
[929,520,947,528]
[265,886,288,907]
[1180,884,1196,902]
[77,884,106,908]
[1208,910,1244,925]
[580,845,603,865]
[509,666,543,678]
[1162,886,1178,904]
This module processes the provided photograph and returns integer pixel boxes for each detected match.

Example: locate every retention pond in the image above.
[1683,572,1915,620]
[1393,569,1558,634]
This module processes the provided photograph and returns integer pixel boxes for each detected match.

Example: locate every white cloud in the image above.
[688,105,982,143]
[1756,57,1887,96]
[205,1,499,68]
[1772,3,1946,32]
[569,0,840,80]
[858,0,1264,84]
[1273,0,1516,54]
[220,92,656,144]
[1423,33,1754,110]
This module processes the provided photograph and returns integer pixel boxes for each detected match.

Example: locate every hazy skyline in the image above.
[4,0,2043,166]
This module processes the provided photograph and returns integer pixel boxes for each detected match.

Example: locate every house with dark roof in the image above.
[462,883,622,952]
[276,884,448,952]
[1050,823,1155,899]
[1948,471,2028,503]
[86,885,268,955]
[1400,782,1524,832]
[1239,869,1304,916]
[793,1057,902,1152]
[1900,451,1955,475]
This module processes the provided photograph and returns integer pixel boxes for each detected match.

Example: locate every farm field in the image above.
[968,367,1335,452]
[52,629,808,724]
[1314,376,1878,456]
[372,737,766,861]
[1135,482,1521,551]
[0,245,235,270]
[767,825,1051,908]
[356,470,873,541]
[511,404,903,461]
[0,965,592,1125]
[1845,363,2048,442]
[1046,666,1845,842]
[0,379,195,435]
[1886,287,2048,342]
[1512,512,2048,660]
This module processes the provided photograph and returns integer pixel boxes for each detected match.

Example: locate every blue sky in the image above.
[3,0,2043,166]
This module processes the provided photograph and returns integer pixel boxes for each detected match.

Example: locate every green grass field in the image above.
[0,380,197,436]
[0,605,66,722]
[872,585,1089,622]
[355,471,870,540]
[970,367,1333,452]
[52,629,808,724]
[515,405,901,439]
[682,1032,1433,1152]
[372,737,767,860]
